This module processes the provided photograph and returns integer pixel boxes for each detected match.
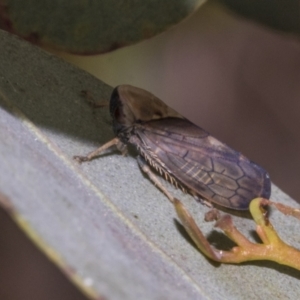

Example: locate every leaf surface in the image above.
[0,30,299,300]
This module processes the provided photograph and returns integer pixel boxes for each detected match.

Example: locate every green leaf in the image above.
[221,0,300,34]
[0,0,203,54]
[1,29,300,300]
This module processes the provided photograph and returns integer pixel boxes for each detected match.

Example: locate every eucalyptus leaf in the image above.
[0,30,300,300]
[221,0,300,34]
[0,0,203,54]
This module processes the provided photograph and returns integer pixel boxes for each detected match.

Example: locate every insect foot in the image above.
[73,155,90,164]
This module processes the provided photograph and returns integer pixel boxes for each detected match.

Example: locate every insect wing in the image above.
[134,118,271,210]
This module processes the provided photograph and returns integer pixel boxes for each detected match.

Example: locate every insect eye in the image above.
[114,106,122,121]
[109,87,121,116]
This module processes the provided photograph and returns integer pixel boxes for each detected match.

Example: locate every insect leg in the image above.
[74,137,120,163]
[137,156,218,257]
[137,156,175,204]
[173,199,221,260]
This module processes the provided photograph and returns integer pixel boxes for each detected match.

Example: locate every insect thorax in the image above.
[113,123,133,145]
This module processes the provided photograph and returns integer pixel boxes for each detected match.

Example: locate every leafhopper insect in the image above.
[74,85,271,211]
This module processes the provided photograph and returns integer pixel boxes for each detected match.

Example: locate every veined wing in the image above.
[134,118,271,210]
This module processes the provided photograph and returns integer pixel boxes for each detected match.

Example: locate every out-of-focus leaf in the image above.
[0,0,204,54]
[220,0,300,34]
[1,30,300,300]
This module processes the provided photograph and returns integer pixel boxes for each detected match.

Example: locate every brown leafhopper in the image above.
[74,85,271,211]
